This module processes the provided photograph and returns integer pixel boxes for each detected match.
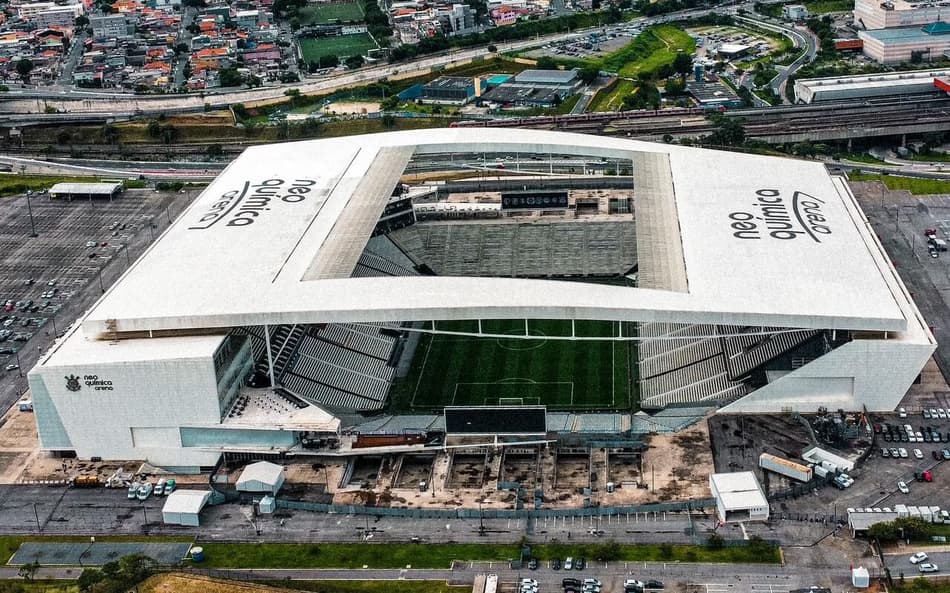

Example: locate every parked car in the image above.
[625,580,645,593]
[575,557,586,571]
[914,449,924,459]
[563,578,581,588]
[918,563,939,573]
[551,558,562,570]
[136,482,153,501]
[645,581,665,589]
[565,557,574,570]
[910,552,929,564]
[898,481,910,494]
[584,579,602,587]
[528,558,539,570]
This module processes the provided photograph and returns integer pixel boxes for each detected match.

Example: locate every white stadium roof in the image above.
[78,128,909,336]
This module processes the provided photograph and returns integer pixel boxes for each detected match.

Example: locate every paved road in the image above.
[0,556,867,593]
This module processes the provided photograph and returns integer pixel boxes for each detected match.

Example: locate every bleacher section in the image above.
[718,326,820,380]
[390,220,636,277]
[639,322,825,409]
[228,236,412,414]
[280,324,399,412]
[638,322,746,409]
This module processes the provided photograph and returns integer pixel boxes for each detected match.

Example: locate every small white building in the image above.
[162,490,212,526]
[236,461,285,494]
[709,472,769,523]
[782,4,809,21]
[852,566,870,588]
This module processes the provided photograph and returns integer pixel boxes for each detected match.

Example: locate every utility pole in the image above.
[26,191,38,238]
[32,502,41,533]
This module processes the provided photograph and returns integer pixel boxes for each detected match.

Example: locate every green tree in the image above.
[218,67,242,87]
[380,95,399,110]
[673,50,692,78]
[345,54,365,69]
[101,124,120,144]
[706,115,745,146]
[206,144,223,157]
[318,54,340,69]
[487,44,498,53]
[17,561,40,582]
[146,120,162,138]
[232,103,249,120]
[75,14,90,29]
[15,59,33,83]
[664,77,685,95]
[381,113,396,128]
[579,66,599,85]
[536,56,558,70]
[173,42,189,55]
[706,533,724,549]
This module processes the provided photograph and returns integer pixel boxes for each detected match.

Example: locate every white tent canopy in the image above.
[161,490,212,526]
[236,461,285,494]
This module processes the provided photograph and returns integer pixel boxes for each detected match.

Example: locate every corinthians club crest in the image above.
[65,374,81,392]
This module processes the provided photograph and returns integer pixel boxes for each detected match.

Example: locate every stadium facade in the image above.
[28,129,934,471]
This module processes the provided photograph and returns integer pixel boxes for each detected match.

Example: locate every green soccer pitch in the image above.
[389,319,637,411]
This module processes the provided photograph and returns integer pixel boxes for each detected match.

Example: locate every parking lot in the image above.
[0,188,198,413]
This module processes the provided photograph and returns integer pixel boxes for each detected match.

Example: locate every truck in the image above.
[485,574,498,593]
[814,465,830,479]
[73,475,100,488]
[759,453,813,482]
[933,238,948,251]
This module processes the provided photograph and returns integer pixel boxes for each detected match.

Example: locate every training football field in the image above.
[391,319,635,411]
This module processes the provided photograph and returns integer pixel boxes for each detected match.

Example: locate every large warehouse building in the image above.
[27,129,934,471]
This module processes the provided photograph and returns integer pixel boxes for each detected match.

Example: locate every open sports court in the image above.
[394,319,636,411]
[299,0,364,24]
[297,33,378,62]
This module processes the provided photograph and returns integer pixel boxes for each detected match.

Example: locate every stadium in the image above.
[27,128,934,472]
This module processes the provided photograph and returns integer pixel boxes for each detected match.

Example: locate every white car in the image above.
[899,448,909,458]
[521,579,538,587]
[914,449,924,459]
[564,557,574,570]
[898,481,910,494]
[910,552,929,564]
[584,579,602,587]
[919,563,939,573]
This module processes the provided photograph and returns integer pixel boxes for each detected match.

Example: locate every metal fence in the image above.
[274,497,716,519]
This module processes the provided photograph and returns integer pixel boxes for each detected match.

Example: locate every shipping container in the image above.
[759,453,813,482]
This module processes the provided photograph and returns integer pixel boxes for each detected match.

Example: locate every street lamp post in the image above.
[25,191,37,238]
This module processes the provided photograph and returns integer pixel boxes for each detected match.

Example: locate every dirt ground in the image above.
[395,454,434,489]
[324,101,381,115]
[607,453,640,485]
[555,454,589,491]
[142,573,295,593]
[632,419,715,503]
[708,413,813,479]
[501,452,538,488]
[448,454,485,489]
